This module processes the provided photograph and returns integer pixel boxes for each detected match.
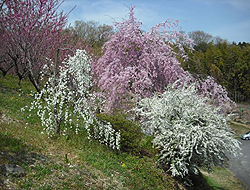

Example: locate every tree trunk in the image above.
[54,108,61,134]
[0,69,7,77]
[28,73,40,92]
[54,49,60,134]
[27,60,40,92]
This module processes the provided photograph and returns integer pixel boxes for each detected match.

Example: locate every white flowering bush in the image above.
[134,81,240,177]
[24,49,120,150]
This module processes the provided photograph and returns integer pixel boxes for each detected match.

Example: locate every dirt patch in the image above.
[0,112,19,124]
[230,103,250,126]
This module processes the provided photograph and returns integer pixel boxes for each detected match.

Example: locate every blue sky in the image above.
[59,0,250,43]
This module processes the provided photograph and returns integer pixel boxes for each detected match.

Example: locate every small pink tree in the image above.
[93,7,232,112]
[0,0,71,91]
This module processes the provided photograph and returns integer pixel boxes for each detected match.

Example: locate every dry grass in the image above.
[201,167,245,190]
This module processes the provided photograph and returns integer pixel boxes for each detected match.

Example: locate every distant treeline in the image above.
[181,31,250,102]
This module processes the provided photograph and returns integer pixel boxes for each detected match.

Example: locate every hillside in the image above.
[0,75,245,190]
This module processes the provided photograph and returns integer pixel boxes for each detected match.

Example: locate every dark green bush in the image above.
[96,113,143,154]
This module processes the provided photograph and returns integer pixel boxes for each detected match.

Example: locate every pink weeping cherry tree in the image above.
[92,7,232,112]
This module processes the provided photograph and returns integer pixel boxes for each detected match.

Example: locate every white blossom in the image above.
[134,81,241,177]
[24,49,120,149]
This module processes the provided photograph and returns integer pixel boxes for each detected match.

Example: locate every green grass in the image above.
[0,74,246,190]
[0,75,178,189]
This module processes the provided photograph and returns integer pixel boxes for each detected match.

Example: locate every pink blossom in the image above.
[92,6,231,112]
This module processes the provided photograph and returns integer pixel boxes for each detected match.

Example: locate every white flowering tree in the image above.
[134,81,240,177]
[25,49,120,150]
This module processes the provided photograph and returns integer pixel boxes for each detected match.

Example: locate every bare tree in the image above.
[188,30,213,45]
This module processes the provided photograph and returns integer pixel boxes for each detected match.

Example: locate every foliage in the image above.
[134,81,241,178]
[23,50,120,150]
[96,113,143,154]
[0,0,70,91]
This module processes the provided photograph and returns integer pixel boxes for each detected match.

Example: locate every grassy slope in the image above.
[0,75,245,190]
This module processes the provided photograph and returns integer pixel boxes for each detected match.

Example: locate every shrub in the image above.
[134,81,241,178]
[96,113,143,154]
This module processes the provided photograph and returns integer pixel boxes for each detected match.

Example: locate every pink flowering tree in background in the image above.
[93,7,232,112]
[0,0,72,91]
[195,76,232,111]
